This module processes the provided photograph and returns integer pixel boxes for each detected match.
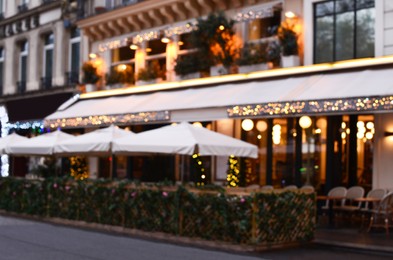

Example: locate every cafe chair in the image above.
[283,185,298,191]
[261,185,274,191]
[368,191,393,235]
[334,186,365,211]
[300,185,315,193]
[321,186,347,211]
[361,188,386,212]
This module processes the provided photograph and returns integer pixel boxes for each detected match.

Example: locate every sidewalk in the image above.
[314,227,393,254]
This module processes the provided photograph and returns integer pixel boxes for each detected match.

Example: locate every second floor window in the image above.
[69,28,80,84]
[43,33,54,80]
[18,41,28,93]
[0,48,3,95]
[314,0,375,64]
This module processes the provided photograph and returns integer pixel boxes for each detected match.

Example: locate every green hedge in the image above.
[0,177,315,245]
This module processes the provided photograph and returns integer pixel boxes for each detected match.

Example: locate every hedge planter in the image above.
[0,177,316,247]
[135,78,163,86]
[175,72,202,81]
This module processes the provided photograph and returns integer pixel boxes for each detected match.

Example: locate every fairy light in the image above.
[44,111,170,129]
[0,106,9,177]
[228,96,393,117]
[234,8,274,22]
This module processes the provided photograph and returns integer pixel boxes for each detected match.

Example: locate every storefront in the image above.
[44,58,393,192]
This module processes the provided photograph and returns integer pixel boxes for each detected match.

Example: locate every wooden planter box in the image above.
[238,63,269,74]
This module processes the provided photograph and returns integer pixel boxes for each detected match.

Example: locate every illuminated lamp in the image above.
[256,120,267,132]
[241,119,254,131]
[299,116,312,129]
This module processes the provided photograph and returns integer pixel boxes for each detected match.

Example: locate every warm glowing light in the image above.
[242,119,254,131]
[161,37,170,43]
[366,132,373,140]
[178,41,184,46]
[346,128,350,134]
[218,25,225,31]
[273,124,281,132]
[315,128,322,134]
[89,53,97,59]
[257,134,262,140]
[192,122,203,127]
[256,120,268,132]
[341,132,346,139]
[117,64,127,71]
[145,48,152,53]
[357,132,364,139]
[316,118,327,129]
[201,174,206,179]
[130,44,138,50]
[366,122,374,129]
[285,11,297,18]
[341,122,346,129]
[299,116,312,129]
[357,121,365,128]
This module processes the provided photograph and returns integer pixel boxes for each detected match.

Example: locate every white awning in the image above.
[45,67,393,128]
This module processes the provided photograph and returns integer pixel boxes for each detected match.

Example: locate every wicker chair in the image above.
[368,191,393,235]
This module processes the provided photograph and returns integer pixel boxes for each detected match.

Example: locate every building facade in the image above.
[39,0,393,192]
[0,0,81,176]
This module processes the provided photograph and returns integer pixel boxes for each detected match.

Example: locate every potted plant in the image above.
[190,12,240,76]
[136,60,165,85]
[266,41,282,69]
[277,22,300,67]
[174,54,209,80]
[106,65,134,89]
[82,61,101,92]
[237,42,269,74]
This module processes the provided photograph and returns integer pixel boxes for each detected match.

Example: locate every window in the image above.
[18,0,29,12]
[0,48,3,95]
[68,28,80,85]
[246,9,281,42]
[0,0,4,19]
[105,0,115,9]
[18,41,28,93]
[42,33,54,89]
[314,0,375,63]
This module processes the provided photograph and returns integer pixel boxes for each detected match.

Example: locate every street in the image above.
[0,215,391,260]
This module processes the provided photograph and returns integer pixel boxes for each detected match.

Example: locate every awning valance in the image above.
[45,67,393,129]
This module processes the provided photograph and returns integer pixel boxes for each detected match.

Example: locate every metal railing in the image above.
[65,71,79,86]
[78,0,145,19]
[17,3,28,13]
[40,77,52,90]
[16,81,26,94]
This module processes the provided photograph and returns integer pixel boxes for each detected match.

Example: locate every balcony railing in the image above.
[65,71,79,86]
[42,0,57,4]
[16,81,26,94]
[17,3,28,13]
[40,77,52,90]
[78,0,144,19]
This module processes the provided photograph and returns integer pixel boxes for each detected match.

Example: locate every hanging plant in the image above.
[82,61,101,84]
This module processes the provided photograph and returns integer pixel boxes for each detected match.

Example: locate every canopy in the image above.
[113,122,258,158]
[54,124,135,156]
[5,130,75,156]
[0,133,28,154]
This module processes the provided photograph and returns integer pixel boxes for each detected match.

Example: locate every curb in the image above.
[313,238,393,255]
[0,210,304,254]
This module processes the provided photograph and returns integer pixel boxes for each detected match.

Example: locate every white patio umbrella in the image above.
[54,124,135,156]
[113,122,258,158]
[5,130,75,156]
[0,133,28,154]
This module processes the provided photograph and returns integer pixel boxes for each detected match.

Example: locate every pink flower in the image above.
[131,192,137,198]
[65,186,71,192]
[162,191,168,197]
[53,183,58,189]
[240,198,246,203]
[111,189,116,194]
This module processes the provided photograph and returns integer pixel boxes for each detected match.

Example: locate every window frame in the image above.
[312,0,375,64]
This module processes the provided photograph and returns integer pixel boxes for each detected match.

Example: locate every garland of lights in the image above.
[44,111,170,129]
[192,153,206,186]
[0,106,9,177]
[227,95,393,118]
[227,155,240,187]
[234,8,274,22]
[70,156,89,180]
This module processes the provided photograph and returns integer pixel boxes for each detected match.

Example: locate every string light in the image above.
[44,111,170,129]
[0,106,9,177]
[234,8,274,22]
[228,96,393,117]
[227,155,240,187]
